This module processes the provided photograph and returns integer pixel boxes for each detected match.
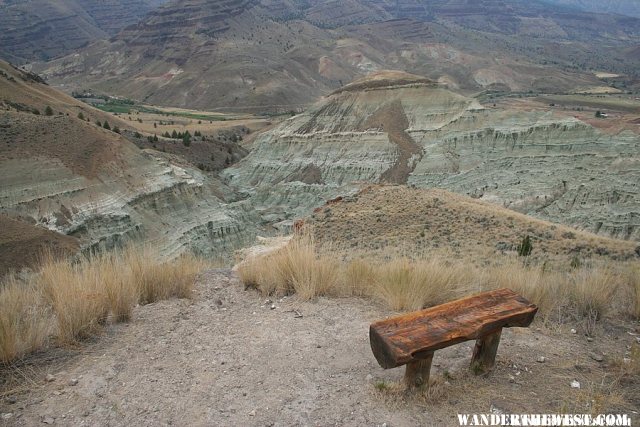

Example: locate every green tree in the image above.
[77,112,85,120]
[44,106,53,116]
[113,126,120,134]
[171,130,178,139]
[103,121,111,130]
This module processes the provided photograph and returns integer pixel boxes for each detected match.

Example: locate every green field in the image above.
[92,100,228,121]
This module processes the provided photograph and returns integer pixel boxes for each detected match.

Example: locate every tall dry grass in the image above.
[569,268,618,320]
[40,256,111,343]
[374,258,473,311]
[0,277,51,363]
[239,236,340,300]
[126,247,205,304]
[628,264,640,319]
[0,246,206,363]
[238,235,640,322]
[481,262,566,317]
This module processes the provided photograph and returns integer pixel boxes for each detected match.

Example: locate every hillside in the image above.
[0,0,167,63]
[31,0,640,111]
[223,71,640,240]
[306,186,639,264]
[544,0,640,18]
[0,215,79,276]
[0,60,261,273]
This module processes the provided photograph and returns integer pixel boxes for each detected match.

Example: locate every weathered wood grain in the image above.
[471,329,502,374]
[369,288,537,369]
[404,353,434,389]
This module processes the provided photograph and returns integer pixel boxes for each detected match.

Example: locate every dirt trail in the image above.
[362,101,423,184]
[1,270,638,426]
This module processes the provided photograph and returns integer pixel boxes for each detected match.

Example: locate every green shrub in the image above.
[517,235,533,257]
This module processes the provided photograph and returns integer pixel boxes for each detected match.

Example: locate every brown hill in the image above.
[306,186,639,265]
[32,0,640,111]
[0,215,79,276]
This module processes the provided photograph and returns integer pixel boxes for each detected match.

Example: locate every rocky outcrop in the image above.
[224,72,640,240]
[408,111,640,240]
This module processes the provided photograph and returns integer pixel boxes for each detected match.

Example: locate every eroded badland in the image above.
[1,1,640,426]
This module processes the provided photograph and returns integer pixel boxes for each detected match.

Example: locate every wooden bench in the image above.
[369,288,538,389]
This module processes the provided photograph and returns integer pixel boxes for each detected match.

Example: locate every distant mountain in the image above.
[31,0,640,111]
[542,0,640,18]
[0,0,168,63]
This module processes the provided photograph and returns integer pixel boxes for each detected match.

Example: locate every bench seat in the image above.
[369,288,538,388]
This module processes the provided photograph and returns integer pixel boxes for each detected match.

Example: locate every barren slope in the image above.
[0,215,79,277]
[545,0,640,18]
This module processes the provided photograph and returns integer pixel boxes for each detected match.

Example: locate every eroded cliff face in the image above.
[224,72,640,240]
[0,62,258,260]
[409,111,640,240]
[0,127,258,259]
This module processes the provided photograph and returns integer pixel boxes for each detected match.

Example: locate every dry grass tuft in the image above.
[126,247,205,304]
[0,277,51,363]
[101,255,138,322]
[0,246,206,363]
[481,262,566,318]
[344,259,376,297]
[374,258,473,311]
[238,236,340,300]
[569,268,618,320]
[40,256,110,343]
[628,265,640,319]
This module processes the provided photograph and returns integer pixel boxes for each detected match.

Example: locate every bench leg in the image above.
[471,329,502,374]
[404,353,433,389]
